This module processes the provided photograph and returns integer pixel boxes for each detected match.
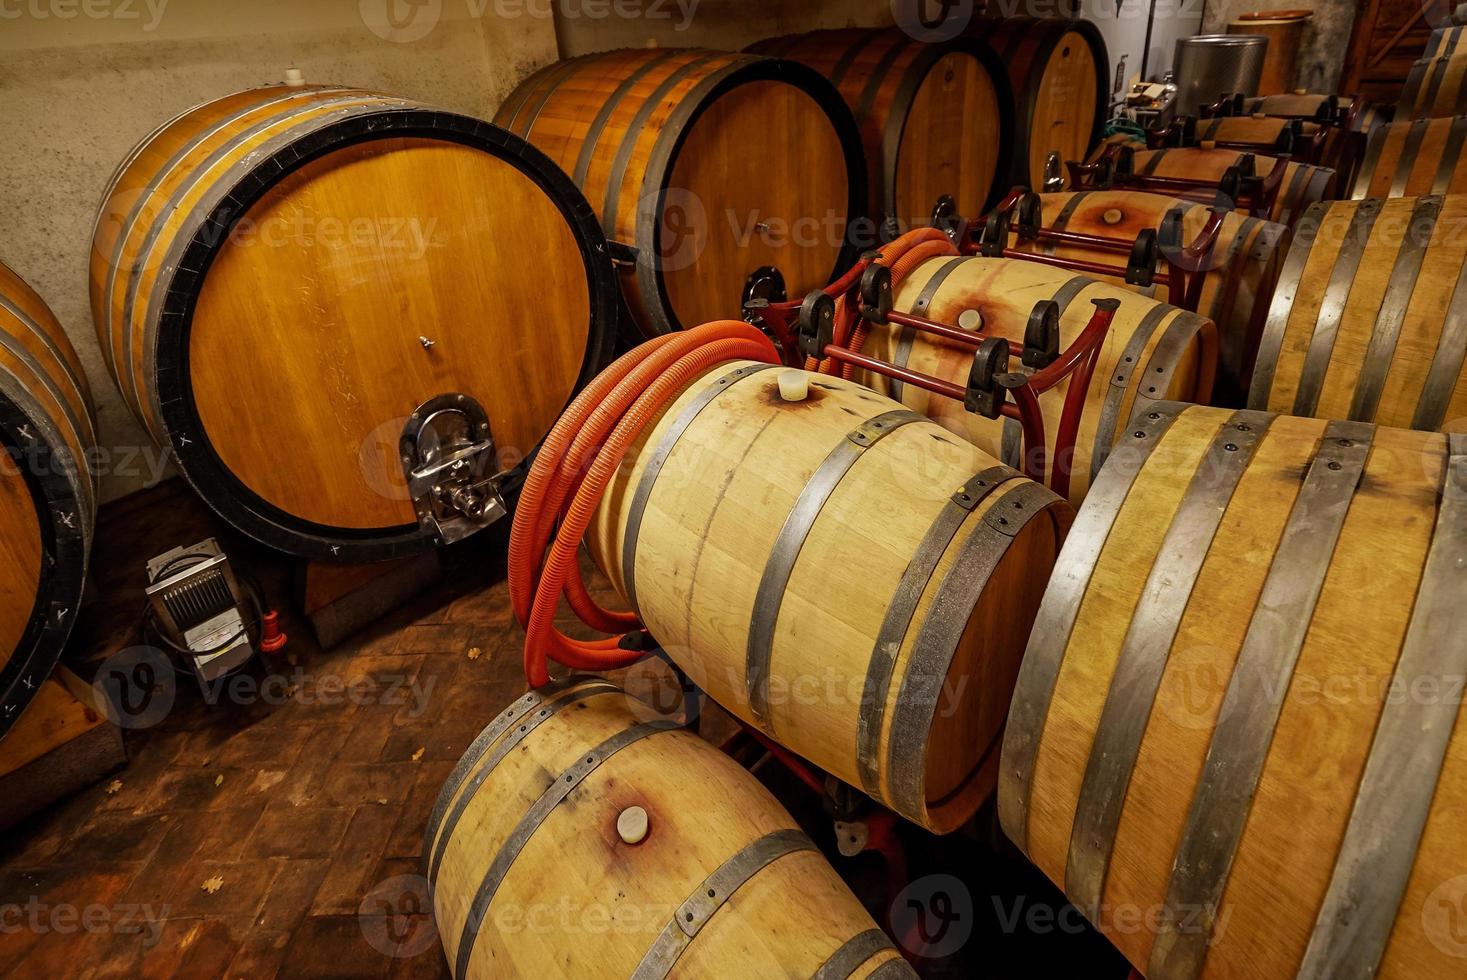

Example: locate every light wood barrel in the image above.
[1196,114,1323,154]
[969,17,1109,189]
[90,85,619,562]
[1013,190,1288,402]
[857,256,1216,504]
[1125,145,1336,226]
[495,49,864,337]
[1241,92,1335,121]
[585,362,1070,832]
[999,402,1467,978]
[1353,116,1467,197]
[1229,13,1310,94]
[1250,195,1467,432]
[0,260,95,740]
[748,29,1014,231]
[425,677,916,979]
[1399,56,1467,120]
[1424,23,1467,59]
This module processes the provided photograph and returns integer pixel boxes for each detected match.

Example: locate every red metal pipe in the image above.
[823,347,968,402]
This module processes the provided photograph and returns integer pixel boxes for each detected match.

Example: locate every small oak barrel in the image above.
[425,678,917,979]
[0,260,95,739]
[585,364,1070,832]
[90,84,619,562]
[1243,92,1386,135]
[999,403,1467,979]
[1118,145,1335,226]
[1353,116,1467,198]
[1015,190,1289,402]
[1250,195,1467,432]
[1399,56,1467,120]
[968,17,1109,189]
[857,256,1216,503]
[747,28,1014,231]
[495,49,865,338]
[1424,23,1467,59]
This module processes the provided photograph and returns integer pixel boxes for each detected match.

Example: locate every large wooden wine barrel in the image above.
[90,84,619,562]
[1120,145,1336,226]
[1353,116,1467,198]
[585,363,1070,832]
[747,29,1014,231]
[1399,56,1467,120]
[495,49,865,338]
[425,677,916,979]
[856,256,1216,503]
[1250,195,1467,431]
[1009,190,1288,402]
[0,260,95,739]
[999,402,1467,978]
[969,17,1109,189]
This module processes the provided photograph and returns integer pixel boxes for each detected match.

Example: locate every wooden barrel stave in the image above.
[1015,190,1289,402]
[0,260,96,739]
[1424,24,1467,60]
[1353,116,1467,198]
[1250,195,1467,432]
[748,29,1013,231]
[968,17,1108,189]
[855,256,1216,504]
[425,679,915,979]
[584,362,1070,831]
[91,85,620,561]
[998,403,1467,977]
[1399,56,1467,120]
[496,50,865,337]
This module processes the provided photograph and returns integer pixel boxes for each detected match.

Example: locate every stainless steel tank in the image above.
[1173,34,1269,116]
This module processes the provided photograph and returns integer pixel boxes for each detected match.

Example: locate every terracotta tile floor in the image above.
[0,480,1128,979]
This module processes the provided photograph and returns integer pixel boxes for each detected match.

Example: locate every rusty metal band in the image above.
[1141,148,1167,176]
[136,95,401,439]
[746,409,925,725]
[453,720,677,979]
[572,50,682,188]
[1249,201,1328,409]
[1295,434,1467,980]
[0,296,95,463]
[1275,161,1310,222]
[855,465,1020,800]
[1131,311,1208,417]
[1090,304,1173,481]
[1206,215,1264,332]
[122,92,377,423]
[621,363,778,613]
[1352,125,1388,199]
[1413,245,1467,430]
[1291,198,1384,417]
[853,35,909,126]
[1421,59,1448,118]
[1433,116,1467,194]
[1002,274,1097,466]
[1350,195,1442,422]
[600,53,723,236]
[887,480,1056,824]
[501,57,577,132]
[1148,420,1374,980]
[996,404,1183,853]
[1297,166,1334,225]
[1042,191,1091,256]
[830,31,889,88]
[1401,61,1427,119]
[1389,118,1431,197]
[890,255,968,401]
[631,829,816,980]
[868,960,922,979]
[425,679,620,886]
[1064,410,1273,921]
[512,53,592,136]
[811,929,903,980]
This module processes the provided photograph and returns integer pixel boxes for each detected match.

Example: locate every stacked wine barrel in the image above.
[0,260,95,739]
[1354,115,1467,197]
[747,28,1014,234]
[1400,55,1467,120]
[91,84,619,561]
[494,49,866,337]
[1000,402,1467,978]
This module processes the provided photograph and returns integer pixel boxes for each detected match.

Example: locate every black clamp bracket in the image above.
[859,264,893,324]
[1022,300,1061,370]
[1126,228,1159,287]
[797,289,836,361]
[965,337,1015,419]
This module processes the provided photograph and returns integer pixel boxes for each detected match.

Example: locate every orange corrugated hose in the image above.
[509,321,780,687]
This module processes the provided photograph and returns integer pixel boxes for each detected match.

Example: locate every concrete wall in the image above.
[552,0,895,55]
[0,1,558,502]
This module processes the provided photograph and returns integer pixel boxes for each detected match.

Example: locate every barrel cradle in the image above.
[425,678,917,979]
[495,49,866,338]
[90,84,619,562]
[1353,116,1467,198]
[999,403,1467,978]
[748,28,1014,233]
[0,260,96,739]
[1250,195,1467,432]
[584,362,1070,832]
[967,17,1109,189]
[855,256,1216,504]
[1007,190,1288,402]
[1399,56,1467,120]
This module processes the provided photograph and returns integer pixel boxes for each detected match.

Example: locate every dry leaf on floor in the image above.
[105,779,122,796]
[467,647,482,661]
[411,747,425,762]
[201,876,224,894]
